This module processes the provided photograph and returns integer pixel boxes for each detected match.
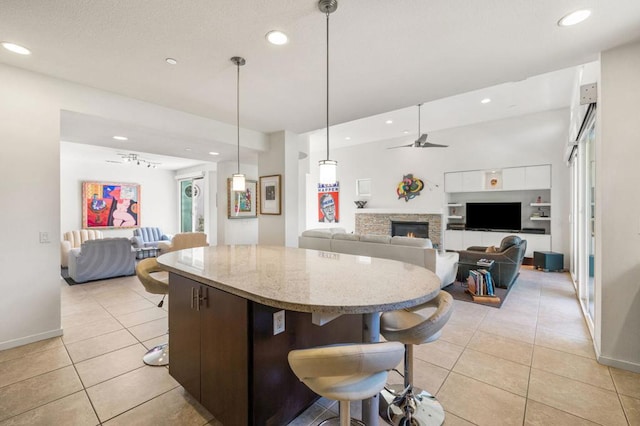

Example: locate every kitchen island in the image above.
[158,245,441,425]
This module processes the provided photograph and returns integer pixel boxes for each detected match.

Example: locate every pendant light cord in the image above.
[236,61,241,174]
[325,10,330,161]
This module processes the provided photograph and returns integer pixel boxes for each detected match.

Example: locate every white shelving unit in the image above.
[530,202,551,221]
[446,203,464,220]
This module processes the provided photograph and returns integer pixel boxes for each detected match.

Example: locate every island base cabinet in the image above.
[169,273,249,425]
[168,273,363,426]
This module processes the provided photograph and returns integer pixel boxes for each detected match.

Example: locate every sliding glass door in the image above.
[569,107,596,332]
[180,177,205,233]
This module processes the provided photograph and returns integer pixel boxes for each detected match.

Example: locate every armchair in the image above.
[457,235,527,289]
[131,227,171,248]
[158,232,209,254]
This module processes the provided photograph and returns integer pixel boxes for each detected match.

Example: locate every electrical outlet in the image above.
[39,231,50,244]
[273,310,285,335]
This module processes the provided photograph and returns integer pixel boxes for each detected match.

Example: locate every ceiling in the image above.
[2,1,640,167]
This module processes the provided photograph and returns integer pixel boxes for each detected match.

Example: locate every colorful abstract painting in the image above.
[82,182,140,228]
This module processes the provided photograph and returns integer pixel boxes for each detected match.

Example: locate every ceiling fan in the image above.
[388,104,449,149]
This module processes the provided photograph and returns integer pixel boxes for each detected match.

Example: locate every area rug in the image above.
[443,278,517,308]
[60,267,79,285]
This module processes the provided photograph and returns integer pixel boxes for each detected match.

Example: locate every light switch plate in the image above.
[273,310,285,335]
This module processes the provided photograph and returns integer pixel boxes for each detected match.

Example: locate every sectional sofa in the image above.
[298,228,459,288]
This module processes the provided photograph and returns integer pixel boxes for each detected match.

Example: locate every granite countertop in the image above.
[157,245,441,314]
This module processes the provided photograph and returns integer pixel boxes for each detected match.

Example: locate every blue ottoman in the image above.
[533,251,564,272]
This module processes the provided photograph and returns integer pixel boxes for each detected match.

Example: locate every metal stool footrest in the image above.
[380,384,445,426]
[143,343,169,366]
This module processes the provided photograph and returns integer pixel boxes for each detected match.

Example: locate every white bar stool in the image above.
[288,342,405,426]
[379,291,454,425]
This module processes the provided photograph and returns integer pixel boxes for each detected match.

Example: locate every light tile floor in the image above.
[1,266,639,425]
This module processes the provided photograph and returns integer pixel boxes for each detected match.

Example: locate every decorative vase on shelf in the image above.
[354,200,367,209]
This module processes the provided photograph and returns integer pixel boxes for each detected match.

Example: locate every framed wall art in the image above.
[259,174,281,215]
[227,179,258,219]
[82,181,140,229]
[318,182,339,223]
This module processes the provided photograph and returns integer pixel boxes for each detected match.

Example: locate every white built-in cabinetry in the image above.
[444,164,552,256]
[445,229,550,257]
[445,165,551,193]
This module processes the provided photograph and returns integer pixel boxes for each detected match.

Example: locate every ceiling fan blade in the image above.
[387,143,414,149]
[419,142,449,148]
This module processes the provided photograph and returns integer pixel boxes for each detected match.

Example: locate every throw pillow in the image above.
[485,245,498,253]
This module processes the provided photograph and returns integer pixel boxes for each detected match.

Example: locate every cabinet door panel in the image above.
[463,231,483,248]
[200,286,249,426]
[444,230,463,251]
[525,165,551,189]
[522,234,551,257]
[444,172,463,193]
[462,171,483,192]
[502,167,525,190]
[168,274,201,400]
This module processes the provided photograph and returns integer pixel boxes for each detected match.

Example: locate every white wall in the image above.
[216,161,259,245]
[60,145,178,238]
[0,62,266,351]
[598,40,640,372]
[307,108,571,258]
[258,131,302,247]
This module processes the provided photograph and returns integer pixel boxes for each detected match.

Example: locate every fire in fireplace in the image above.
[391,221,429,238]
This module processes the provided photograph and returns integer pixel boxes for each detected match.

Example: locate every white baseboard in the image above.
[0,328,63,352]
[597,354,640,374]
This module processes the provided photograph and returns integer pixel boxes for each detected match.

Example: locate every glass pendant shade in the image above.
[318,159,337,185]
[232,173,246,191]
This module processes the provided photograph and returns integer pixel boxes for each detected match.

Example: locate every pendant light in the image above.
[318,0,338,185]
[231,56,246,191]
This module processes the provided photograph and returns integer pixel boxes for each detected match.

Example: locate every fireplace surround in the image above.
[355,213,442,248]
[391,221,429,239]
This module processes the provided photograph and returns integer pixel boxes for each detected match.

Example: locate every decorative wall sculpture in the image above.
[396,174,424,202]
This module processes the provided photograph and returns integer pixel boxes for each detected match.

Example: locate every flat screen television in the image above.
[466,202,521,232]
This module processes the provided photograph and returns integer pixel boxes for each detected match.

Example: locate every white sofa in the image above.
[298,228,459,288]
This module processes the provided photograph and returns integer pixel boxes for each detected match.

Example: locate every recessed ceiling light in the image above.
[481,98,491,104]
[345,136,351,140]
[385,120,393,124]
[185,148,192,152]
[1,42,31,55]
[266,30,288,45]
[112,135,128,141]
[558,9,591,27]
[208,151,219,156]
[165,58,178,65]
[403,130,410,134]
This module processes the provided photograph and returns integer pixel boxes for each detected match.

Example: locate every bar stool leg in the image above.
[379,344,445,426]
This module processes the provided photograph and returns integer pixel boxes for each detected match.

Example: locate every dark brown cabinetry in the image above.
[168,272,363,426]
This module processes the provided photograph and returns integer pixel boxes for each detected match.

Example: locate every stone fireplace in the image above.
[355,212,442,248]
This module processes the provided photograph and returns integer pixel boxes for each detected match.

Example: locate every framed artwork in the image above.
[82,181,140,229]
[484,170,503,190]
[259,174,281,215]
[227,179,258,219]
[318,182,339,223]
[356,178,372,197]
